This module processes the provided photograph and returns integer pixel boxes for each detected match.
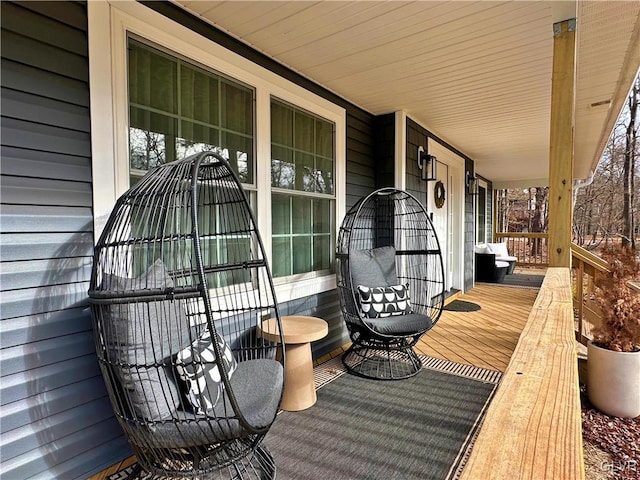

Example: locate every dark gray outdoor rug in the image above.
[108,356,501,480]
[443,300,481,312]
[265,355,501,480]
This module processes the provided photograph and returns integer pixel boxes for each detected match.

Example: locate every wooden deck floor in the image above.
[416,283,540,373]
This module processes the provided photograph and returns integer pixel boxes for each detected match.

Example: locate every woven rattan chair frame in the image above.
[336,188,445,380]
[89,152,284,479]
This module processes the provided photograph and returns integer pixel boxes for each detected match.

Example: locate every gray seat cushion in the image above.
[364,312,433,335]
[143,359,284,448]
[350,246,398,288]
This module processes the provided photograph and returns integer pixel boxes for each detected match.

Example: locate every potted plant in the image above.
[587,243,640,418]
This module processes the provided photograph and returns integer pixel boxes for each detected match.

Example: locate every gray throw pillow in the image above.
[350,246,399,289]
[103,259,189,420]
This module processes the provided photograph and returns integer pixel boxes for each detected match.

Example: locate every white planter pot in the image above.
[587,341,640,418]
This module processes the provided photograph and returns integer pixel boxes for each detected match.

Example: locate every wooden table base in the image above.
[259,315,328,412]
[279,342,316,411]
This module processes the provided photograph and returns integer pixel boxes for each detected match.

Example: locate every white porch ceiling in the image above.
[174,0,640,187]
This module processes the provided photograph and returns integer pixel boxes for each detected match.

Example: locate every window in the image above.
[476,184,488,243]
[89,1,345,302]
[127,38,255,286]
[128,39,254,185]
[271,100,335,279]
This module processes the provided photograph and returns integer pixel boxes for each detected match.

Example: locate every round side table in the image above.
[258,315,328,411]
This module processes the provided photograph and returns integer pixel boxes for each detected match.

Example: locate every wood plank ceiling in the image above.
[175,1,640,187]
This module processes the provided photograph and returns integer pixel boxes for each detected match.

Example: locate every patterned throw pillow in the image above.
[356,283,412,318]
[176,330,237,414]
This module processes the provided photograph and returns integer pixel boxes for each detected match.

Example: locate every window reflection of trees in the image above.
[271,158,332,194]
[130,128,167,170]
[129,127,250,183]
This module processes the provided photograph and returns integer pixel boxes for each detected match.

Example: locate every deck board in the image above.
[418,283,539,372]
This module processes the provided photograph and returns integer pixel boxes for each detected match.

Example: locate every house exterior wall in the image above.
[406,118,430,206]
[373,113,396,189]
[464,158,476,291]
[0,2,132,478]
[139,1,378,360]
[405,118,476,292]
[0,1,379,475]
[0,1,485,475]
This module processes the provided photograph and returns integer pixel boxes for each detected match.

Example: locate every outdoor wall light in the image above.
[466,171,479,195]
[417,146,437,181]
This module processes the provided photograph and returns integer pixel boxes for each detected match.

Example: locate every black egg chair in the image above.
[336,187,445,380]
[89,152,284,479]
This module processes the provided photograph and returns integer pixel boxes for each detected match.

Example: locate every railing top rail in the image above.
[570,243,609,273]
[495,232,548,239]
[461,268,583,479]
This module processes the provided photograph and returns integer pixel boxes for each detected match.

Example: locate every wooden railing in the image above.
[461,268,584,479]
[570,243,608,347]
[494,232,549,267]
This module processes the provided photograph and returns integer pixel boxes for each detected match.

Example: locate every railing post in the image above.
[577,260,584,344]
[548,19,576,268]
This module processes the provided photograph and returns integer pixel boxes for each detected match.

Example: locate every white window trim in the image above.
[88,0,346,303]
[477,179,490,244]
[394,110,407,190]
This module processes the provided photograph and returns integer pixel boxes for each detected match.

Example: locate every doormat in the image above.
[444,300,482,312]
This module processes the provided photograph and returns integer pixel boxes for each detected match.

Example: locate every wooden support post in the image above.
[548,19,576,267]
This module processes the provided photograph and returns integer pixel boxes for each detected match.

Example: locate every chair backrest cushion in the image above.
[350,246,399,289]
[487,242,509,258]
[102,259,190,420]
[474,243,490,254]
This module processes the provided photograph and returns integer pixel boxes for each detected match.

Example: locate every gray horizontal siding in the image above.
[1,376,106,432]
[0,2,381,478]
[1,29,88,82]
[346,111,376,211]
[279,289,347,358]
[2,88,91,132]
[1,307,90,350]
[1,2,88,56]
[0,2,130,479]
[1,232,94,262]
[1,117,92,157]
[2,422,129,480]
[1,147,92,181]
[2,59,91,106]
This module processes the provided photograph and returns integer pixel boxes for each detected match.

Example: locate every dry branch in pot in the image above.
[591,244,640,353]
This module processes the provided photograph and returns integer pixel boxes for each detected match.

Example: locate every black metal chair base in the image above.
[342,343,423,380]
[138,441,276,480]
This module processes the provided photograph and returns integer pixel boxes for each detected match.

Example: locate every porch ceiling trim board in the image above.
[174,1,640,186]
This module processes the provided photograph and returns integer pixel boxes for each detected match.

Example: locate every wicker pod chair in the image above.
[89,152,284,479]
[336,187,445,380]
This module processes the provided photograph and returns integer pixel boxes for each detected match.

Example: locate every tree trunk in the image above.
[530,187,548,257]
[623,77,638,248]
